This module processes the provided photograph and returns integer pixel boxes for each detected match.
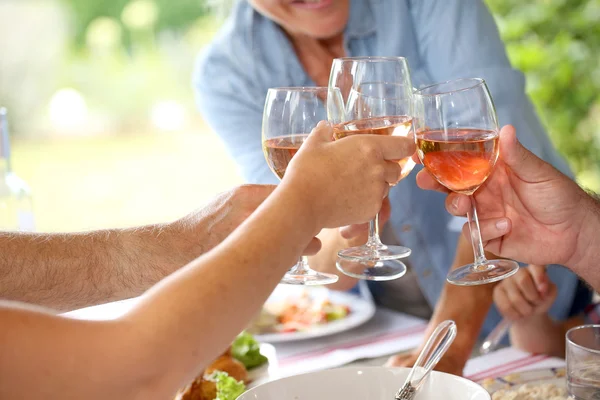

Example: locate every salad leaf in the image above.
[206,371,246,400]
[231,331,268,369]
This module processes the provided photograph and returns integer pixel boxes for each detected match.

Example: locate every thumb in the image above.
[528,264,549,295]
[305,120,334,144]
[500,125,555,182]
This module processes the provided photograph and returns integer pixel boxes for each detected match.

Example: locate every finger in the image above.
[515,267,542,304]
[412,152,421,165]
[378,197,392,225]
[499,125,555,182]
[416,169,449,193]
[339,223,368,239]
[302,237,322,255]
[339,199,391,239]
[305,120,333,144]
[384,161,402,184]
[539,282,558,310]
[494,285,523,321]
[445,193,471,216]
[528,264,550,296]
[367,135,416,161]
[385,353,413,367]
[506,282,534,318]
[466,218,511,243]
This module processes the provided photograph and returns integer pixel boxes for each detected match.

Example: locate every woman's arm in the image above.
[0,185,318,400]
[388,234,494,375]
[0,126,414,399]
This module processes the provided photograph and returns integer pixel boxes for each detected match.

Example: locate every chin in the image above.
[303,20,346,39]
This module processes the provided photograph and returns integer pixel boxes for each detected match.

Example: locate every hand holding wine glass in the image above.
[416,124,592,269]
[413,78,519,285]
[282,121,416,228]
[262,87,416,285]
[327,56,416,281]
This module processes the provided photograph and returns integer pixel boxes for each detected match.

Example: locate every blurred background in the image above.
[1,0,599,232]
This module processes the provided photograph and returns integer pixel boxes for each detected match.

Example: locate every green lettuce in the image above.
[231,331,268,369]
[206,371,246,400]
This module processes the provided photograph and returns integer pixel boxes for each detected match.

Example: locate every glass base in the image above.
[446,259,520,286]
[280,270,339,286]
[336,258,408,281]
[338,244,411,262]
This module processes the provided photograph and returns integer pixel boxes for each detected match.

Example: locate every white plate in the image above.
[239,367,491,400]
[253,286,376,343]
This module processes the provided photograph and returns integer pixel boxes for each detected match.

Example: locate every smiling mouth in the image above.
[290,0,333,10]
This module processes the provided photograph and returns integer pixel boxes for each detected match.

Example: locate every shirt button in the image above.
[422,269,432,278]
[401,224,412,232]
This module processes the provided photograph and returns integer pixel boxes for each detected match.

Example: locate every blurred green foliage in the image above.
[60,0,209,47]
[15,0,600,189]
[486,0,600,189]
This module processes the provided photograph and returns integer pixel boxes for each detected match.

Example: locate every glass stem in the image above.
[466,195,488,268]
[289,256,311,274]
[366,213,383,247]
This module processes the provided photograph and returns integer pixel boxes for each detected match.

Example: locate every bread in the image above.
[175,349,248,400]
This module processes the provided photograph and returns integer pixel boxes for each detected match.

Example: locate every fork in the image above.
[394,320,457,400]
[479,318,511,355]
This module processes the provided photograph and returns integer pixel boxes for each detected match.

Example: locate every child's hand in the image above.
[493,265,557,322]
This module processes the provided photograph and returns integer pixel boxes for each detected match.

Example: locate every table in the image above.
[64,298,565,384]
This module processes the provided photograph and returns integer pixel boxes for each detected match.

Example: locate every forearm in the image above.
[424,235,494,370]
[124,182,319,396]
[0,184,319,399]
[0,223,192,311]
[509,314,567,358]
[308,228,359,291]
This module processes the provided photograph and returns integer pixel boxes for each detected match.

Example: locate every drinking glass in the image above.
[327,57,415,281]
[262,87,339,285]
[413,78,519,285]
[567,325,600,399]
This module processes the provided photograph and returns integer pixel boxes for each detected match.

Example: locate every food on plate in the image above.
[491,383,567,400]
[248,290,351,334]
[175,332,266,400]
[231,331,268,369]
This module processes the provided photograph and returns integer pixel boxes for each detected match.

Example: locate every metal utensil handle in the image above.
[406,320,457,390]
[480,318,511,355]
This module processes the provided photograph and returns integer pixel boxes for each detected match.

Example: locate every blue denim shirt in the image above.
[194,0,589,337]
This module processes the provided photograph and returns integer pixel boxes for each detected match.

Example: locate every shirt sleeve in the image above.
[193,28,278,185]
[408,0,573,177]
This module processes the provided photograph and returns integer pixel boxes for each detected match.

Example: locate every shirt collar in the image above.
[344,0,376,39]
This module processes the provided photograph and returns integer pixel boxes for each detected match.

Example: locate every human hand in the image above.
[416,125,588,267]
[385,351,465,377]
[172,185,321,261]
[283,121,415,229]
[338,197,391,241]
[493,264,557,322]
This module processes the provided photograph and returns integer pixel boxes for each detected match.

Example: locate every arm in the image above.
[0,186,276,311]
[193,30,277,185]
[387,235,493,375]
[0,185,320,400]
[507,314,577,358]
[409,0,572,175]
[0,125,414,399]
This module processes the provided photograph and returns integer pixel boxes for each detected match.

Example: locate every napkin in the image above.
[465,347,565,381]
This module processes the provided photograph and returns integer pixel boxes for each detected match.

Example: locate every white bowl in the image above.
[239,366,490,400]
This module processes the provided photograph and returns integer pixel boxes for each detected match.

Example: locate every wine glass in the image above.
[262,87,339,285]
[413,78,520,285]
[327,57,415,280]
